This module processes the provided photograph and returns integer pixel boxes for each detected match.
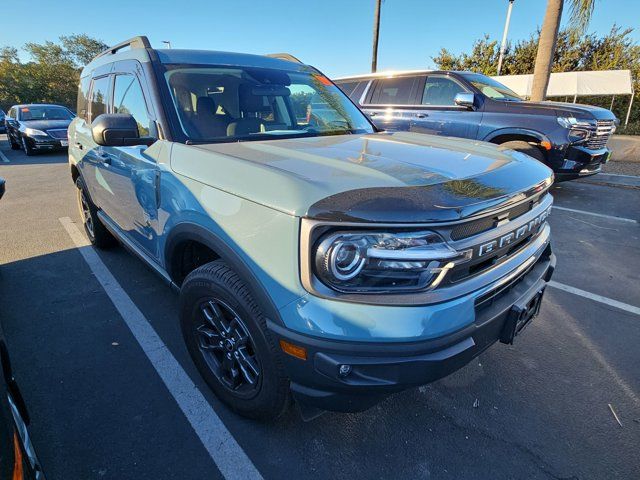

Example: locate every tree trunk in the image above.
[371,0,381,73]
[531,0,564,101]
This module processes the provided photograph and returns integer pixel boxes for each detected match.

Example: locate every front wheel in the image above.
[21,137,35,156]
[180,260,290,420]
[8,133,20,150]
[498,140,545,162]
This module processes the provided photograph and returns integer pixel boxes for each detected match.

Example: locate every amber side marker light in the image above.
[540,141,552,150]
[279,340,307,360]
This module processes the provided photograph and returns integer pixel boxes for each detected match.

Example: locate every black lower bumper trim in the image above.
[270,248,556,413]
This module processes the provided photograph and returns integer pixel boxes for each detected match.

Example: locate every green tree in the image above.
[432,26,640,127]
[0,34,107,111]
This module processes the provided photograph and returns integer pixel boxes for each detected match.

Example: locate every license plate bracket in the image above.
[500,287,545,344]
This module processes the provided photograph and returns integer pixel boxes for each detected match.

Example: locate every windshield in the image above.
[461,73,522,101]
[19,105,73,121]
[164,65,374,143]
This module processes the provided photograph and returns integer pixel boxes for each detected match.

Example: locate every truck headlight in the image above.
[313,230,471,293]
[557,116,578,128]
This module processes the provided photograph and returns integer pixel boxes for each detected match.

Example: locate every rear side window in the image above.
[89,76,111,122]
[337,81,359,96]
[113,74,155,137]
[368,76,417,105]
[77,76,91,121]
[422,76,465,106]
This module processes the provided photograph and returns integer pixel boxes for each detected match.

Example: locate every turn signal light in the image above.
[540,141,552,150]
[279,340,307,360]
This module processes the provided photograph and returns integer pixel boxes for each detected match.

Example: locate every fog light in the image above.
[338,364,352,377]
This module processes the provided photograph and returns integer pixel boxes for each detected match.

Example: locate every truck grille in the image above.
[450,193,542,241]
[584,120,614,150]
[47,129,68,139]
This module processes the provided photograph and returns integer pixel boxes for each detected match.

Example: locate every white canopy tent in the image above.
[492,70,635,125]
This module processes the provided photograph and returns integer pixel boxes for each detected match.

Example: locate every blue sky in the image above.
[2,0,638,77]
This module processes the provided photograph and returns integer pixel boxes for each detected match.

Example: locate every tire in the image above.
[75,177,116,248]
[8,134,20,150]
[498,140,545,162]
[180,260,290,420]
[21,137,35,156]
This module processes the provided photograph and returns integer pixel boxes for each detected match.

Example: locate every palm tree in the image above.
[530,0,596,101]
[371,0,382,72]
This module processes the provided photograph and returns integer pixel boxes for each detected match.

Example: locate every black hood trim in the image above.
[307,164,553,223]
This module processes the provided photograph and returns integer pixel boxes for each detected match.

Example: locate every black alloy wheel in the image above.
[195,298,261,397]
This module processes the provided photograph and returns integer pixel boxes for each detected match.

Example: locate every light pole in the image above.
[497,0,515,76]
[162,41,172,49]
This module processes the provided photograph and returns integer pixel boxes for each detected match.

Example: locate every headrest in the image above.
[196,96,217,115]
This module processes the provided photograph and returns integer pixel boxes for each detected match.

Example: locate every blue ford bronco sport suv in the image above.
[335,71,617,181]
[69,37,556,420]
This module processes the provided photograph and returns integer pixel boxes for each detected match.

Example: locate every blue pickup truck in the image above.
[335,71,617,181]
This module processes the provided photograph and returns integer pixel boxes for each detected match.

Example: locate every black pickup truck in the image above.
[335,71,618,181]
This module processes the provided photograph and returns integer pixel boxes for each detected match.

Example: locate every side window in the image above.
[113,74,154,137]
[337,81,359,96]
[368,76,417,105]
[8,107,16,119]
[90,76,111,122]
[77,76,91,121]
[422,77,465,106]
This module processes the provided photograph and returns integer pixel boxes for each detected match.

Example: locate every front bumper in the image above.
[24,135,68,151]
[270,243,556,413]
[548,144,610,181]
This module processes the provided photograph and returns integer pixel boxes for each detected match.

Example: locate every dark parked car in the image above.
[4,104,73,156]
[335,71,618,181]
[0,109,6,133]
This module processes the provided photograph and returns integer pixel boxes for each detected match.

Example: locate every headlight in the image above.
[557,116,578,128]
[313,230,471,293]
[24,127,48,136]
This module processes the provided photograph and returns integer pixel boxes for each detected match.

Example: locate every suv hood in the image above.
[170,132,553,223]
[501,100,616,121]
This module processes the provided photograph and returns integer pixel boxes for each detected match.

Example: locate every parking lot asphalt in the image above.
[0,134,638,480]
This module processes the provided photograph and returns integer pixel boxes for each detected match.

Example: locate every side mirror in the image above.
[454,92,476,109]
[91,114,153,147]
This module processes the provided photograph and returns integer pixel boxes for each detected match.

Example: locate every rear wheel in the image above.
[75,177,115,248]
[180,260,290,420]
[498,140,545,162]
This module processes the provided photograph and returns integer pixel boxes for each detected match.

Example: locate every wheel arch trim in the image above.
[164,222,285,326]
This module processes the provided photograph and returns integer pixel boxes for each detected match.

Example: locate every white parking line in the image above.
[59,217,263,480]
[548,280,640,316]
[0,150,10,163]
[552,206,638,224]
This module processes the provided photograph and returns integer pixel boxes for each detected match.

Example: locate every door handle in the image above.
[415,113,428,118]
[97,153,111,165]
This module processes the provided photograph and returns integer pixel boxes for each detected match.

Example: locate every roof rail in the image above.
[265,53,303,64]
[93,36,152,61]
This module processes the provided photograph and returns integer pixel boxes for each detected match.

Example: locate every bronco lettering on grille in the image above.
[477,207,551,258]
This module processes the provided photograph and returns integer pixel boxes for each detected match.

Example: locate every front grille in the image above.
[47,129,68,139]
[450,195,541,241]
[584,120,613,150]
